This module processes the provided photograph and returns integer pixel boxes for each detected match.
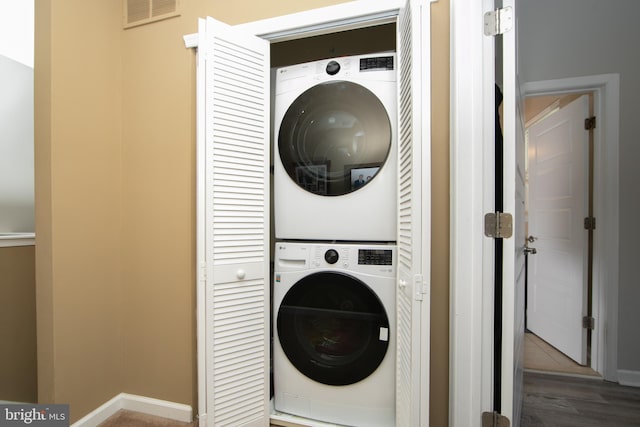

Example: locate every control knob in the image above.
[324,249,339,264]
[326,60,341,75]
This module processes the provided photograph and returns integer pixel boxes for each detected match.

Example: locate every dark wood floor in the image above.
[521,371,640,427]
[98,372,640,426]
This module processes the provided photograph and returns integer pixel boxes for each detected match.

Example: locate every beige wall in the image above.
[0,246,37,403]
[430,1,450,426]
[35,0,449,424]
[35,0,124,419]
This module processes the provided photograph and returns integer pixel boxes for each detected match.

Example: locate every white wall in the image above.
[519,0,640,374]
[0,0,34,232]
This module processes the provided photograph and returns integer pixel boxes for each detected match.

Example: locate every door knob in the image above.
[524,247,537,255]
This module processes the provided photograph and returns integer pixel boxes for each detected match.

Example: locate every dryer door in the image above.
[277,271,390,386]
[278,81,392,196]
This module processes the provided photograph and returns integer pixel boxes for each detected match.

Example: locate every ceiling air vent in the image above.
[123,0,181,29]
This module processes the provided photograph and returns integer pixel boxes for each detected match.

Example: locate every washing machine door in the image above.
[278,81,392,196]
[277,271,390,386]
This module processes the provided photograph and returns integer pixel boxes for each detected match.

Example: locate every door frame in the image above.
[188,1,435,425]
[523,74,620,381]
[525,93,591,366]
[450,0,621,419]
[449,0,497,425]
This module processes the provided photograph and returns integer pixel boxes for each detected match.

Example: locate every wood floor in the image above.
[97,410,196,427]
[96,410,300,427]
[524,332,598,377]
[99,339,640,427]
[521,371,640,427]
[522,332,640,426]
[99,379,640,427]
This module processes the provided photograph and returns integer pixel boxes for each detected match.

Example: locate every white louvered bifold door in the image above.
[396,1,431,426]
[200,16,270,427]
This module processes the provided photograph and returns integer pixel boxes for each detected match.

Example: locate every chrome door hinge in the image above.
[583,316,595,330]
[482,411,510,427]
[484,7,513,36]
[585,116,597,130]
[484,212,513,239]
[584,217,596,230]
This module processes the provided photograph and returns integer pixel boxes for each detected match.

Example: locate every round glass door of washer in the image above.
[276,271,390,386]
[278,81,392,196]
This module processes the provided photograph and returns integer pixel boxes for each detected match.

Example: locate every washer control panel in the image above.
[275,243,396,275]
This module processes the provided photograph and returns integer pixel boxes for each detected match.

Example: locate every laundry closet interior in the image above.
[193,2,431,425]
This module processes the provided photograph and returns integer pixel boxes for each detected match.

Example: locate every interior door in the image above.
[527,94,589,365]
[499,0,525,425]
[396,1,430,426]
[198,17,271,427]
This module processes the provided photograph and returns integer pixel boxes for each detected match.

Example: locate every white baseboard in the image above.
[71,393,192,427]
[618,369,640,388]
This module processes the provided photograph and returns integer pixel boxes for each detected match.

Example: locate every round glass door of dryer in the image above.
[278,81,392,196]
[276,271,390,386]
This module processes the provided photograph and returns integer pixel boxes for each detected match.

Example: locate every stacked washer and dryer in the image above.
[272,53,398,427]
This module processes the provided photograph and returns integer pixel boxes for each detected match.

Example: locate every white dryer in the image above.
[273,242,396,427]
[273,53,397,242]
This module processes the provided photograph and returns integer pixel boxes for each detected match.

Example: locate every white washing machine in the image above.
[273,242,396,426]
[273,53,397,242]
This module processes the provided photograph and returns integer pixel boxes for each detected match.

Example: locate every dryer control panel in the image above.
[357,249,393,266]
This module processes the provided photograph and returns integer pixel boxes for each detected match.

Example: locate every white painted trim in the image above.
[183,33,197,49]
[184,0,437,48]
[524,368,603,381]
[618,370,640,388]
[195,17,208,427]
[0,233,35,247]
[71,393,192,427]
[449,0,496,425]
[522,74,620,383]
[235,0,401,41]
[524,99,559,128]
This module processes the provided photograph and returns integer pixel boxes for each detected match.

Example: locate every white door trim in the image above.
[523,74,620,382]
[449,0,496,425]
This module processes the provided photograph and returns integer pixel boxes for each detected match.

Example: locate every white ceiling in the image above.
[0,0,34,68]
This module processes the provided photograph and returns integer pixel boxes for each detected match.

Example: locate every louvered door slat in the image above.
[396,3,415,424]
[396,1,431,427]
[202,16,270,427]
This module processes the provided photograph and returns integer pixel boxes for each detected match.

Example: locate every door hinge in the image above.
[199,262,207,282]
[484,7,513,36]
[482,411,510,427]
[584,116,597,130]
[583,316,595,330]
[414,274,428,301]
[484,212,513,239]
[584,216,596,230]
